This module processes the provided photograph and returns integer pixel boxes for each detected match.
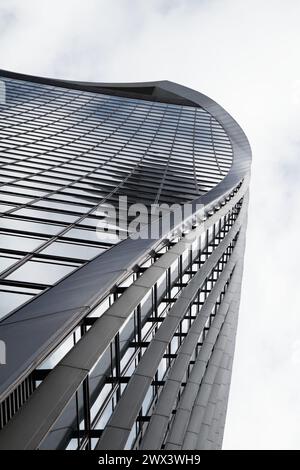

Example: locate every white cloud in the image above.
[0,0,300,450]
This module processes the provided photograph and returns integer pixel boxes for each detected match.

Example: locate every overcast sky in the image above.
[0,0,299,450]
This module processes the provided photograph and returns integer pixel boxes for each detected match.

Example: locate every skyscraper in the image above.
[0,70,251,450]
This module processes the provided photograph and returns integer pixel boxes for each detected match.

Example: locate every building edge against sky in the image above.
[0,70,251,450]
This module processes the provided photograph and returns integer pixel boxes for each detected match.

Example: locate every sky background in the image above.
[0,0,299,449]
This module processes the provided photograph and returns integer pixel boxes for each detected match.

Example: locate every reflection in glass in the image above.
[40,241,104,260]
[0,291,33,319]
[0,233,47,252]
[0,255,20,274]
[0,218,63,235]
[7,260,77,285]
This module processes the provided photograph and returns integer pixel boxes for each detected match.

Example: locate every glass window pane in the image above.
[0,204,15,213]
[40,242,104,260]
[0,291,33,319]
[0,218,63,235]
[33,200,89,213]
[6,260,77,285]
[0,185,47,197]
[65,228,119,244]
[14,208,78,224]
[0,194,33,204]
[0,255,20,274]
[0,233,47,252]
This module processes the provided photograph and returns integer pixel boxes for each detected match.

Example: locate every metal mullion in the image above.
[0,277,49,289]
[80,378,92,450]
[153,106,184,205]
[192,108,201,195]
[114,333,122,401]
[136,306,142,363]
[153,284,158,326]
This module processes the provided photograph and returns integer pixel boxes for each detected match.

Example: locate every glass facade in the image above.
[0,73,251,451]
[0,76,232,319]
[40,191,244,451]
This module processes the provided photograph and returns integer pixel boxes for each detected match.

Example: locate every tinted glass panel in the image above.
[0,256,20,274]
[7,260,76,285]
[40,242,104,260]
[0,233,47,251]
[64,228,119,244]
[0,218,63,235]
[0,291,33,319]
[13,208,78,223]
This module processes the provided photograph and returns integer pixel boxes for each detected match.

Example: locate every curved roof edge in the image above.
[0,69,252,204]
[0,69,198,107]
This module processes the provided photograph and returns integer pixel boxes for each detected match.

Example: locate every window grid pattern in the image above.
[0,181,243,436]
[0,77,233,319]
[128,241,237,451]
[37,197,243,450]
